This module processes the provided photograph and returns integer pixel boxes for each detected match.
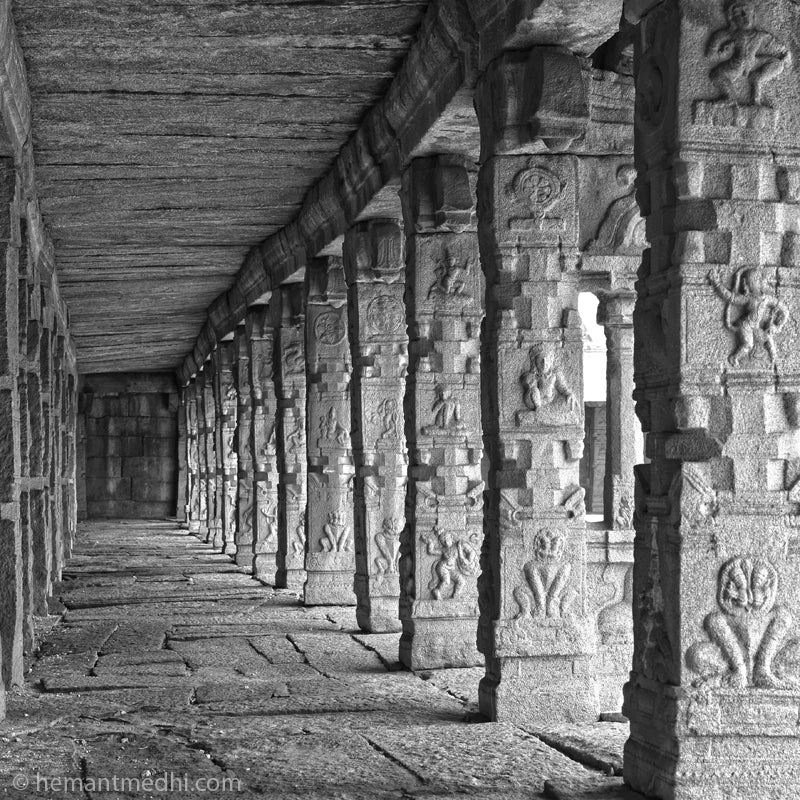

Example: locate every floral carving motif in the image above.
[508,162,563,224]
[366,294,404,335]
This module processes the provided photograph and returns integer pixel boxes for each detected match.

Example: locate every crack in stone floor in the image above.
[0,521,641,799]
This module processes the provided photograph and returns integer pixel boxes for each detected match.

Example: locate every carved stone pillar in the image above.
[0,159,23,690]
[275,284,308,591]
[624,1,800,796]
[176,385,188,526]
[212,341,238,554]
[247,300,280,583]
[304,257,356,606]
[399,156,484,668]
[183,382,201,533]
[475,49,597,724]
[199,368,219,545]
[344,219,408,633]
[50,333,65,582]
[234,323,255,569]
[598,293,637,532]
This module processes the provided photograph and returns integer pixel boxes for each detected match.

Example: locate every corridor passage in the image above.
[1,521,633,800]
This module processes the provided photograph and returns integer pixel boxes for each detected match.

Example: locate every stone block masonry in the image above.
[81,373,179,520]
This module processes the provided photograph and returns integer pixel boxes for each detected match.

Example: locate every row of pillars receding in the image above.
[180,7,800,791]
[181,152,640,732]
[0,157,79,722]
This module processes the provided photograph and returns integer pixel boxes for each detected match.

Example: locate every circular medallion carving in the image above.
[512,165,562,221]
[366,294,404,335]
[314,311,346,345]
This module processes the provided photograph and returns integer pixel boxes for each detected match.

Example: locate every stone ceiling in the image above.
[13,0,429,373]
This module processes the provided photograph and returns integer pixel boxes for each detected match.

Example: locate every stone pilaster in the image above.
[234,324,255,569]
[183,382,201,533]
[304,257,356,606]
[50,332,65,582]
[475,50,597,724]
[64,370,77,558]
[400,156,484,668]
[212,341,238,554]
[344,220,408,633]
[0,158,23,689]
[247,300,280,583]
[625,1,800,797]
[275,284,307,591]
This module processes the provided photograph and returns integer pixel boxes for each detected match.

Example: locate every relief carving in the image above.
[587,165,646,256]
[321,510,352,552]
[286,421,305,452]
[314,311,346,345]
[374,518,402,578]
[507,161,564,231]
[686,556,800,688]
[238,479,253,534]
[292,522,306,555]
[422,525,479,600]
[707,267,788,367]
[257,487,277,544]
[513,529,576,620]
[518,344,578,425]
[370,398,402,441]
[424,385,466,434]
[426,247,472,301]
[696,0,790,127]
[319,407,350,447]
[366,294,404,335]
[282,341,304,374]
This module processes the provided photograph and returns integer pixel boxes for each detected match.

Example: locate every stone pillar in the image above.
[199,368,219,544]
[38,307,53,598]
[247,299,280,583]
[304,257,356,606]
[0,158,24,689]
[343,219,408,632]
[399,156,484,668]
[275,283,308,591]
[184,382,201,533]
[474,50,597,723]
[624,1,800,796]
[212,341,238,554]
[598,293,637,531]
[234,323,255,568]
[64,370,77,558]
[176,385,188,525]
[50,332,65,583]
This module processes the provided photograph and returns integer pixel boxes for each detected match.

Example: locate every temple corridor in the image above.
[1,520,630,799]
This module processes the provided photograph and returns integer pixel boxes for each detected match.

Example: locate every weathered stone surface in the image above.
[304,258,356,606]
[399,155,484,669]
[345,219,408,633]
[2,518,625,798]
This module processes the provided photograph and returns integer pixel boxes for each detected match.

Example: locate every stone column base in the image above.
[479,655,598,726]
[304,570,356,606]
[253,553,277,585]
[187,520,200,533]
[276,568,306,592]
[356,592,401,634]
[234,551,254,572]
[210,524,223,550]
[400,617,481,670]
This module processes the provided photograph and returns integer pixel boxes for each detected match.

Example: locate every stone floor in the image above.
[0,520,643,799]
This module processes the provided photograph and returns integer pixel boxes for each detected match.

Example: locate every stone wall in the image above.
[81,373,179,519]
